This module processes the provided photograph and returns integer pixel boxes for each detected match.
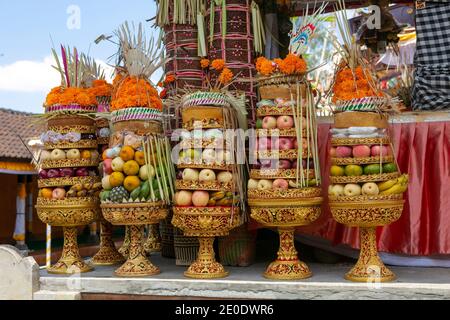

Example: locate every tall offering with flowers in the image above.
[99,23,176,277]
[247,3,327,280]
[169,59,246,279]
[35,48,102,274]
[327,1,408,282]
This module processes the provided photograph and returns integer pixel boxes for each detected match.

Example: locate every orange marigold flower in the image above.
[111,76,161,110]
[255,56,268,71]
[218,68,233,85]
[279,54,307,75]
[165,74,176,83]
[200,58,210,69]
[295,57,307,74]
[259,60,275,76]
[211,59,225,71]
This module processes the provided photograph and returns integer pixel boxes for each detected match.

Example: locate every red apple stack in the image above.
[247,81,323,281]
[249,102,318,192]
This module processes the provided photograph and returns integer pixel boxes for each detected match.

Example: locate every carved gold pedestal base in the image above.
[92,221,124,266]
[144,224,161,255]
[114,225,160,277]
[119,226,130,258]
[264,228,312,280]
[345,227,396,282]
[47,227,93,274]
[184,237,228,279]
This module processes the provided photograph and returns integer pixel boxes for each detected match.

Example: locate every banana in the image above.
[207,199,216,206]
[289,181,299,188]
[378,179,398,191]
[380,183,405,195]
[217,197,233,206]
[211,191,226,200]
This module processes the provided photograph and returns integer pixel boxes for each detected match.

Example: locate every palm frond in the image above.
[115,21,167,79]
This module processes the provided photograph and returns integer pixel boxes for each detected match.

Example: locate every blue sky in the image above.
[0,1,158,114]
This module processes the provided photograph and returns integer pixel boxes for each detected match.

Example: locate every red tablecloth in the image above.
[250,117,450,256]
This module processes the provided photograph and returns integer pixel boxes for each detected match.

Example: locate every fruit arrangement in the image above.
[37,124,100,201]
[172,91,244,210]
[248,98,320,192]
[328,125,408,199]
[99,136,173,205]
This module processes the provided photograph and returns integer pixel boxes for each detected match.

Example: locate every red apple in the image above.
[273,179,289,190]
[294,138,308,150]
[52,188,66,200]
[75,168,89,177]
[353,145,371,158]
[47,169,61,178]
[386,146,393,156]
[175,191,193,206]
[60,168,74,177]
[278,160,292,169]
[260,159,273,169]
[371,145,389,157]
[279,138,294,150]
[262,116,277,129]
[258,137,272,151]
[336,146,353,158]
[192,191,210,207]
[276,116,294,129]
[330,147,337,157]
[103,159,113,175]
[39,170,48,179]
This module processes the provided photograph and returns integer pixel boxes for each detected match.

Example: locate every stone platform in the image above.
[36,254,450,300]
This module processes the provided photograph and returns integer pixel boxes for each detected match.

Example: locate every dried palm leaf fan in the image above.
[43,46,98,117]
[100,22,176,277]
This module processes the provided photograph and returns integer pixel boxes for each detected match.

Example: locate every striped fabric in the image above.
[412,1,450,110]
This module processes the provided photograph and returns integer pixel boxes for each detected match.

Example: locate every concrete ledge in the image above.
[34,290,81,300]
[0,245,39,300]
[38,255,450,300]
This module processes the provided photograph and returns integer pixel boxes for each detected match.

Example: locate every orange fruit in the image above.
[81,150,91,159]
[41,188,54,199]
[120,146,135,162]
[109,172,125,188]
[134,151,146,166]
[102,150,108,160]
[123,176,141,192]
[123,160,140,176]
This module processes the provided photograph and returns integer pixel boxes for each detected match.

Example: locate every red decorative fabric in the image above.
[250,120,450,256]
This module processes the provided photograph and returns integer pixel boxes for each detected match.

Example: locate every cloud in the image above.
[0,57,114,93]
[0,56,60,93]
